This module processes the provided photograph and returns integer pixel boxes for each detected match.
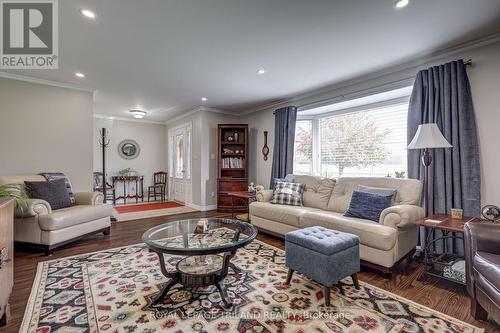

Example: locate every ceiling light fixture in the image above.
[80,8,96,19]
[130,110,147,119]
[201,97,208,102]
[75,72,85,78]
[394,0,410,8]
[257,69,266,74]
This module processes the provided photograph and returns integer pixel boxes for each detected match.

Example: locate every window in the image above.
[293,102,408,178]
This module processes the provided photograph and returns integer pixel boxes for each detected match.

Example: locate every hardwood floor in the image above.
[3,210,498,332]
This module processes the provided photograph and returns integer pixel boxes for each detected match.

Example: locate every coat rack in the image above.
[98,127,111,203]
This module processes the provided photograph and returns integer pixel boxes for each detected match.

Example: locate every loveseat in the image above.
[0,175,113,255]
[249,174,424,276]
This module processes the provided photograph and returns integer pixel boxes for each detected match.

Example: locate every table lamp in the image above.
[407,123,452,216]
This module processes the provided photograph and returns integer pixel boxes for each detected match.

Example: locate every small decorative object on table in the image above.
[450,208,464,220]
[233,131,239,143]
[248,182,256,193]
[482,205,500,223]
[195,219,208,234]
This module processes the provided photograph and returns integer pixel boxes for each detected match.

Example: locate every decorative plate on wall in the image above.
[118,139,140,160]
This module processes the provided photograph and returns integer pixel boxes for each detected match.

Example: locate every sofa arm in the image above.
[379,205,424,229]
[15,198,52,217]
[256,189,273,202]
[74,192,104,205]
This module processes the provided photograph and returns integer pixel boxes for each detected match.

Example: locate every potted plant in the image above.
[0,183,28,212]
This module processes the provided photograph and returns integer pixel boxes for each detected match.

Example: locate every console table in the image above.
[112,175,144,204]
[0,198,14,326]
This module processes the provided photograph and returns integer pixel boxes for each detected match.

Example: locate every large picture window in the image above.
[293,102,408,178]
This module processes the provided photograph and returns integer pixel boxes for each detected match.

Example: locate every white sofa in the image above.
[250,174,424,276]
[0,175,113,255]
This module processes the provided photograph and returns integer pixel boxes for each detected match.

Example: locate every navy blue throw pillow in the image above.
[25,178,72,210]
[344,190,393,222]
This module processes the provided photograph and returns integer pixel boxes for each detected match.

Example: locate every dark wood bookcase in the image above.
[217,124,248,212]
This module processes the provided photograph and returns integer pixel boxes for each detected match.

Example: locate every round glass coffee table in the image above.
[142,218,257,307]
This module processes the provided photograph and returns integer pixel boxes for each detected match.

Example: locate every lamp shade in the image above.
[407,123,452,150]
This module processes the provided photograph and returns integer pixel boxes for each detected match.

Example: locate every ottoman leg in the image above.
[324,285,331,306]
[337,283,345,295]
[286,268,294,285]
[351,273,360,289]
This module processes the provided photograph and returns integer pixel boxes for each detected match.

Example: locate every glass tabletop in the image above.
[142,218,257,255]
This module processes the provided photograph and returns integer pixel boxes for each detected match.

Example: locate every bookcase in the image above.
[217,124,248,212]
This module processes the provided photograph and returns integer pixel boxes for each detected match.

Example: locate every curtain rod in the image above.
[272,59,473,114]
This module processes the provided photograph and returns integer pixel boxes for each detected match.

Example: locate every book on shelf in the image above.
[222,157,244,169]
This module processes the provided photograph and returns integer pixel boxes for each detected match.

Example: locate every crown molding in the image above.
[93,114,166,125]
[239,31,500,115]
[164,106,234,125]
[0,71,95,93]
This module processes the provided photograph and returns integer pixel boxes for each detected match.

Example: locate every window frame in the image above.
[295,96,410,177]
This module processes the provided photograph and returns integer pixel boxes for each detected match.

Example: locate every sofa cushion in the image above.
[300,211,397,251]
[249,201,319,227]
[345,190,393,222]
[328,177,422,213]
[287,174,336,210]
[25,179,72,210]
[38,204,113,231]
[285,226,359,255]
[271,181,305,206]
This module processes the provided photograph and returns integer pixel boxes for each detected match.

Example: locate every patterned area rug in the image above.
[21,237,483,332]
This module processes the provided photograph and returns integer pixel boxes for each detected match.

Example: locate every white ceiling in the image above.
[3,0,500,122]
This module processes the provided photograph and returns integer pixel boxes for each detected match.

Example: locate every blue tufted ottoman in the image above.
[285,226,360,306]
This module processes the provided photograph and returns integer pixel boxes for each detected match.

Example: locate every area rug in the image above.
[114,201,184,214]
[113,204,197,222]
[21,236,483,333]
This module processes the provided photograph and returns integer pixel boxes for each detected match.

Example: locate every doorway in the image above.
[168,122,192,205]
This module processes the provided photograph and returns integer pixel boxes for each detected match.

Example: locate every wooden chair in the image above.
[93,172,116,204]
[148,172,168,202]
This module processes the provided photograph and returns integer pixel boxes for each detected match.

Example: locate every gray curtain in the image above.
[270,106,298,188]
[408,59,480,253]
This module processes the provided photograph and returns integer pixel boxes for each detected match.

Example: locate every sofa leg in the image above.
[351,273,360,289]
[383,272,392,280]
[45,247,54,256]
[324,286,331,306]
[103,227,111,236]
[471,298,488,321]
[286,268,294,285]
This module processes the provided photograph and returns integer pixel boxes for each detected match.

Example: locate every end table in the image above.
[416,214,483,286]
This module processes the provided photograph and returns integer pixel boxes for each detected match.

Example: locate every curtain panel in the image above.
[270,106,298,188]
[408,59,480,253]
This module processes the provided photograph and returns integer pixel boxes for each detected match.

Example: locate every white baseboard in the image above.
[185,203,217,212]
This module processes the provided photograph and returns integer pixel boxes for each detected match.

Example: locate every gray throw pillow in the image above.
[357,185,396,204]
[345,190,393,222]
[271,181,304,206]
[24,179,72,210]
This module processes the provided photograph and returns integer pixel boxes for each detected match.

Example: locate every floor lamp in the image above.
[407,123,452,217]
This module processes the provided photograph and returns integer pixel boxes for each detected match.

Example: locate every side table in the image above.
[416,214,483,286]
[226,191,256,221]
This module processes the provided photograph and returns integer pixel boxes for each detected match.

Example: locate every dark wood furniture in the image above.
[0,198,14,326]
[217,124,248,212]
[142,218,257,308]
[416,214,483,286]
[226,191,256,220]
[112,175,144,204]
[93,172,116,205]
[147,172,168,202]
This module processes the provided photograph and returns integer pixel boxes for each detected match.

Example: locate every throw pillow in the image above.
[357,185,396,204]
[38,172,75,205]
[344,190,393,222]
[24,179,72,210]
[271,181,304,206]
[272,177,294,188]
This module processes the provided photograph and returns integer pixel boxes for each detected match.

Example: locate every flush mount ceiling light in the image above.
[257,69,266,74]
[201,97,208,102]
[394,0,410,8]
[80,8,96,19]
[75,72,85,78]
[130,110,147,119]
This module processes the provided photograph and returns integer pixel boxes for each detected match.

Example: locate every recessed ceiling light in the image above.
[257,69,266,74]
[80,8,96,19]
[130,110,147,119]
[201,97,208,102]
[75,72,85,78]
[394,0,410,8]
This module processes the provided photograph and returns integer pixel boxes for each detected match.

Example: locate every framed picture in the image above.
[118,139,140,160]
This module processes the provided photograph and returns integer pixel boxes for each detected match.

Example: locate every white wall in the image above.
[243,40,500,207]
[93,118,167,201]
[0,78,94,192]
